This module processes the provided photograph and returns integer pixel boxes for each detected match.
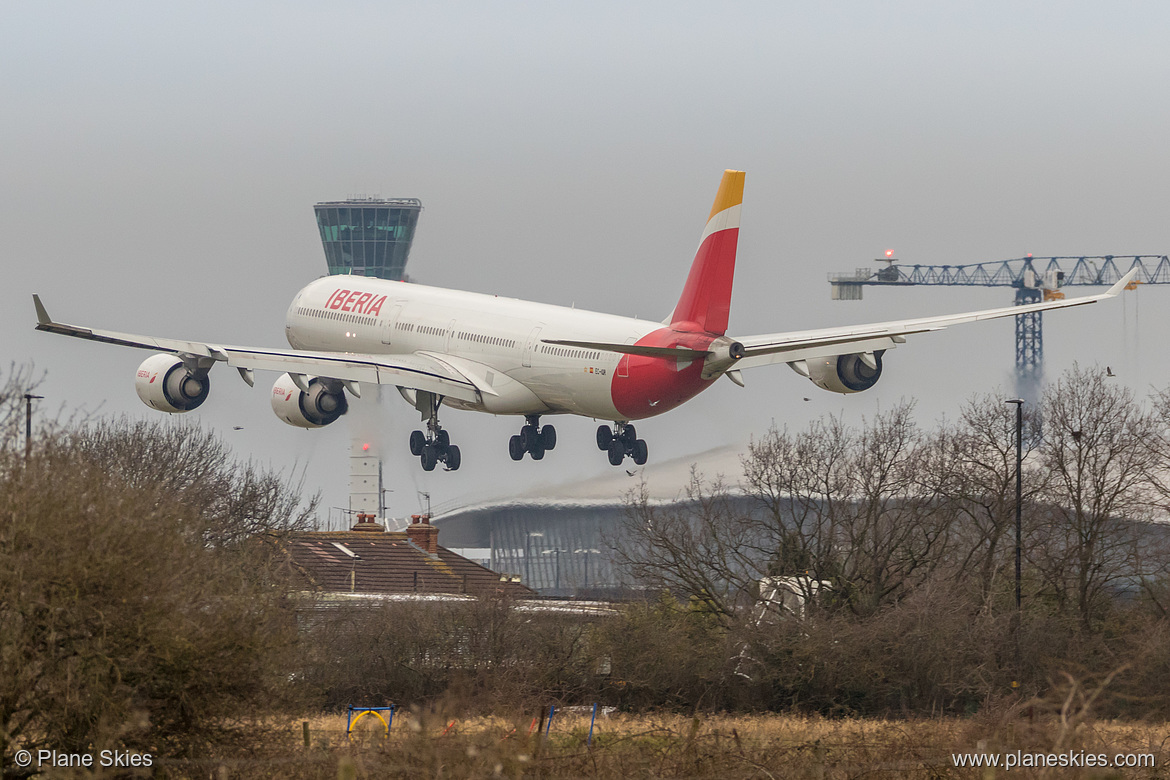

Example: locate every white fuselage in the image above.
[284,276,660,420]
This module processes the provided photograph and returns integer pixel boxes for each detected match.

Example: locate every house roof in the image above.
[280,530,533,598]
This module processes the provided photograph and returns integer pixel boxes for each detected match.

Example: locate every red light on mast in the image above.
[885,249,894,258]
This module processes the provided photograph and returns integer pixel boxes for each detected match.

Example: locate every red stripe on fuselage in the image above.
[610,328,719,420]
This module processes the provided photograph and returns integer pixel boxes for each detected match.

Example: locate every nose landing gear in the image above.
[509,415,557,461]
[597,422,648,466]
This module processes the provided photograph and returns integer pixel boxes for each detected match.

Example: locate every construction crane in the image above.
[828,254,1166,387]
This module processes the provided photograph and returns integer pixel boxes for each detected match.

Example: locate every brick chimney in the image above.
[350,513,385,532]
[406,514,439,555]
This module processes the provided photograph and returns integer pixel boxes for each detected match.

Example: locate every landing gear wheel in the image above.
[510,416,557,461]
[421,445,438,471]
[607,440,625,466]
[602,422,649,467]
[412,392,460,472]
[620,424,638,449]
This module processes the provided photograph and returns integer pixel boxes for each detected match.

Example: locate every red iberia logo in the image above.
[325,289,387,316]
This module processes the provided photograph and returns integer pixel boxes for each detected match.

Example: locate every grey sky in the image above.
[4,2,1169,521]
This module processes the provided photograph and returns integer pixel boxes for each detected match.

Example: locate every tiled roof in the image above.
[280,530,533,598]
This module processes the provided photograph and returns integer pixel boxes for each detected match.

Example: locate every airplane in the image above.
[33,170,1137,473]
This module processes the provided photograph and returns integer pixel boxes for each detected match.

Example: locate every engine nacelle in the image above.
[271,373,348,428]
[807,351,884,394]
[135,353,210,413]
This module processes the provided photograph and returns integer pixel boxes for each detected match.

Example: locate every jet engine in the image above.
[134,353,210,413]
[806,351,884,394]
[271,373,348,428]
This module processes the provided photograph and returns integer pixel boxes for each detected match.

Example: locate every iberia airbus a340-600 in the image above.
[34,171,1135,472]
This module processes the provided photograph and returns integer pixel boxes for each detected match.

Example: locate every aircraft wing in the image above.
[32,295,481,403]
[733,270,1137,370]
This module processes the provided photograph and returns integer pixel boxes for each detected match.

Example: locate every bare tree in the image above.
[741,414,852,603]
[1032,364,1157,629]
[743,402,953,615]
[834,401,951,614]
[614,473,758,620]
[617,402,952,617]
[0,415,312,763]
[925,392,1046,603]
[65,417,318,544]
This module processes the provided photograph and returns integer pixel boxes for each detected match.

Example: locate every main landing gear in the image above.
[509,415,556,461]
[409,393,460,472]
[597,422,648,467]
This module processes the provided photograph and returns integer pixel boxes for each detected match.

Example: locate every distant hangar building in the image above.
[314,197,422,280]
[432,445,753,597]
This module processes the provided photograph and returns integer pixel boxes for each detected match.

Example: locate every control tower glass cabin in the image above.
[314,198,422,280]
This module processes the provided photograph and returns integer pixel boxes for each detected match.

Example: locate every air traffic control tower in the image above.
[314,197,423,528]
[314,197,422,280]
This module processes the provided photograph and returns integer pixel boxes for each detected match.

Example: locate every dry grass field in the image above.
[144,710,1167,778]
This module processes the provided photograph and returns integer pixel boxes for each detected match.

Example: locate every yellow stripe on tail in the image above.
[708,170,745,221]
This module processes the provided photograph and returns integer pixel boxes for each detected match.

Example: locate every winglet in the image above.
[1106,269,1139,297]
[33,294,51,325]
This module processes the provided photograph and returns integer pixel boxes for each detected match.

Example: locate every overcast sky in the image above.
[4,1,1170,524]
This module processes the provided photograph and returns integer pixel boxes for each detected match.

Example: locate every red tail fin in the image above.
[669,170,744,335]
